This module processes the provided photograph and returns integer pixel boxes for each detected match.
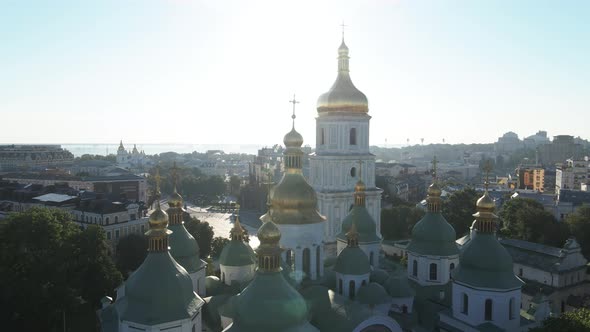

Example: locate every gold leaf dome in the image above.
[355,179,366,192]
[258,221,281,245]
[317,39,368,114]
[149,208,169,230]
[427,182,442,197]
[283,128,303,148]
[168,188,183,208]
[476,191,495,211]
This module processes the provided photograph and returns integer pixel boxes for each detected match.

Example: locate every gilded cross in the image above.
[431,156,438,179]
[289,94,299,128]
[171,161,179,188]
[340,21,348,39]
[483,160,493,189]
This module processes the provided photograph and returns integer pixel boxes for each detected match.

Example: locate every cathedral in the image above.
[99,36,548,332]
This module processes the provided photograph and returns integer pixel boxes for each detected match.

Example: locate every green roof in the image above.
[337,206,381,243]
[219,239,256,267]
[453,233,524,290]
[406,212,459,256]
[384,273,415,298]
[357,282,389,305]
[168,224,203,273]
[228,270,312,331]
[334,247,370,275]
[122,252,204,325]
[369,268,390,285]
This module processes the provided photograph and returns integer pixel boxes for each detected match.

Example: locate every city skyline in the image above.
[2,0,589,146]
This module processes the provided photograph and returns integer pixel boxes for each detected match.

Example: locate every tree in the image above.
[566,205,590,257]
[0,207,122,331]
[116,233,148,278]
[499,198,569,246]
[530,308,590,332]
[381,206,424,240]
[211,237,230,258]
[442,188,480,237]
[184,216,214,258]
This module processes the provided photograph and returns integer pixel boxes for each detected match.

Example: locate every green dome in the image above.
[123,252,203,325]
[230,271,310,331]
[453,233,523,290]
[370,269,390,285]
[357,282,389,306]
[384,274,415,298]
[168,224,202,273]
[334,247,371,275]
[338,206,380,243]
[219,239,256,267]
[406,212,459,256]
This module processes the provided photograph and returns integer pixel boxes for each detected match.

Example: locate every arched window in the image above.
[316,246,321,279]
[350,167,356,177]
[509,298,515,320]
[370,252,374,266]
[320,128,325,145]
[115,216,119,223]
[105,217,110,225]
[485,299,493,321]
[462,293,469,314]
[350,128,357,145]
[349,280,356,299]
[429,263,437,281]
[339,279,343,294]
[412,260,418,277]
[450,262,455,278]
[222,272,225,283]
[362,280,367,286]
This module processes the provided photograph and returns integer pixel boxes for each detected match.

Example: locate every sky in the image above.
[1,0,589,147]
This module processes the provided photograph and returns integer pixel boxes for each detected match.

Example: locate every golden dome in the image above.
[355,179,366,192]
[168,186,183,208]
[317,39,368,114]
[283,128,303,148]
[258,221,281,245]
[427,182,442,197]
[476,191,495,211]
[149,206,169,230]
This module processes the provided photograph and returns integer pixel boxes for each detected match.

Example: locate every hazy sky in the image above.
[2,0,589,147]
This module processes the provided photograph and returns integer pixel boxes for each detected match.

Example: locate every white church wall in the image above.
[352,315,403,332]
[335,272,370,299]
[407,252,459,286]
[219,264,255,287]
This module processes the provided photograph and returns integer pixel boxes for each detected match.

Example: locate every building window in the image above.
[349,280,356,299]
[412,260,418,277]
[350,167,356,177]
[450,263,455,278]
[370,252,374,266]
[320,128,325,145]
[509,298,515,320]
[519,268,523,277]
[107,232,111,240]
[349,128,357,145]
[115,216,119,223]
[485,299,493,321]
[115,230,120,239]
[462,293,468,314]
[429,263,437,281]
[339,279,343,295]
[105,217,110,225]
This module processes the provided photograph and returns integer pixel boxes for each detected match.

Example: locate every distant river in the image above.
[62,144,266,157]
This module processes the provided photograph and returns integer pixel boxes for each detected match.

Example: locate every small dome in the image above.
[338,39,349,53]
[370,269,390,285]
[283,128,303,148]
[168,189,183,208]
[334,246,370,275]
[476,191,495,211]
[384,272,415,298]
[168,223,202,273]
[357,282,389,306]
[338,206,380,243]
[407,212,458,256]
[258,221,281,244]
[355,179,366,192]
[427,182,442,197]
[149,208,168,230]
[219,240,256,267]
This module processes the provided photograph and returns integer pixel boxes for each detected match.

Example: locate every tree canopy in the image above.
[184,215,215,258]
[531,308,590,332]
[116,233,148,278]
[0,207,122,331]
[381,206,424,240]
[499,198,570,247]
[441,188,479,237]
[566,205,590,257]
